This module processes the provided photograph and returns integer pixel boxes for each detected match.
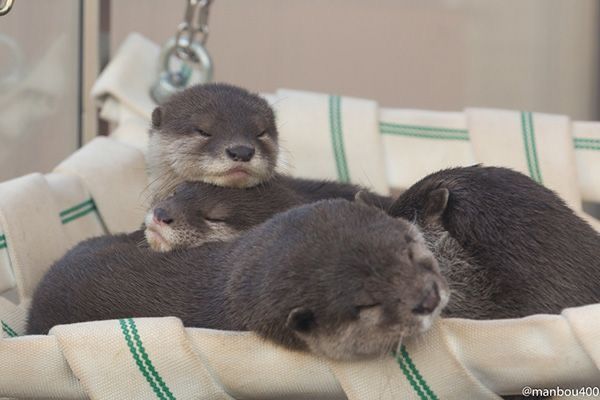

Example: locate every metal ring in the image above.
[150,36,213,104]
[0,0,14,16]
[160,36,213,81]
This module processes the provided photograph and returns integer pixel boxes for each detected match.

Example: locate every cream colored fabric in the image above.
[0,173,106,301]
[273,89,390,195]
[572,121,600,202]
[3,308,600,399]
[90,33,158,121]
[466,108,581,210]
[379,108,474,190]
[54,137,149,233]
[0,173,67,302]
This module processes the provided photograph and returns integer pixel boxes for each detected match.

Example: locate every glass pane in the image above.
[0,0,81,181]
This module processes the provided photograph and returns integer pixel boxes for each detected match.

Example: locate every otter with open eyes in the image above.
[27,200,449,361]
[147,83,393,207]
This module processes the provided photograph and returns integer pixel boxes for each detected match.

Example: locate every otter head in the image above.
[144,180,295,251]
[267,200,450,361]
[148,83,279,192]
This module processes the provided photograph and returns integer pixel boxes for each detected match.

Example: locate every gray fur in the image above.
[146,82,393,211]
[145,176,392,251]
[388,165,600,319]
[147,83,279,203]
[27,200,449,361]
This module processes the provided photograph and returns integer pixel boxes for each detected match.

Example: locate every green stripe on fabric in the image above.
[400,345,439,400]
[526,112,543,183]
[61,204,96,224]
[328,95,350,182]
[396,351,428,400]
[2,320,18,337]
[119,319,174,400]
[380,122,469,135]
[0,235,6,250]
[60,198,98,224]
[59,198,95,217]
[574,137,600,150]
[520,112,543,184]
[128,319,176,400]
[379,122,469,141]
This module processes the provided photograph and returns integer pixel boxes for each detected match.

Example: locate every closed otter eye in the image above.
[354,303,381,312]
[205,216,226,223]
[257,130,268,138]
[194,128,212,137]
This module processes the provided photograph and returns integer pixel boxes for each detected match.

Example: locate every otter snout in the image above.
[226,145,255,162]
[412,282,440,315]
[153,207,173,225]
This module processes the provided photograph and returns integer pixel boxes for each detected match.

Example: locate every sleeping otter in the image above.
[27,200,449,361]
[385,165,600,319]
[147,83,391,207]
[145,177,392,252]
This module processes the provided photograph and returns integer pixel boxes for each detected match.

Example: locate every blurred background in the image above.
[0,0,598,181]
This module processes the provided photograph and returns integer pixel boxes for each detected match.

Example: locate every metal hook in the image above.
[0,0,15,16]
[150,36,213,104]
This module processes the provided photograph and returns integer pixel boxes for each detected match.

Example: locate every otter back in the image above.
[388,165,600,319]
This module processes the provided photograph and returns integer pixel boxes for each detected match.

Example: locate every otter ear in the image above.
[286,307,316,333]
[354,190,376,208]
[151,107,163,130]
[423,188,449,222]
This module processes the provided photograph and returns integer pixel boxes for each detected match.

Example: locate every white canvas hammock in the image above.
[1,33,599,399]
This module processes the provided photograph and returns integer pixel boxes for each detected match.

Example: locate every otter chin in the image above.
[202,166,265,188]
[144,214,175,252]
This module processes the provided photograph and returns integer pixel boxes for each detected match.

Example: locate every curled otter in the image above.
[27,200,449,361]
[386,165,600,319]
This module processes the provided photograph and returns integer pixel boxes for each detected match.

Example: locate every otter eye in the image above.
[205,216,226,223]
[354,303,381,312]
[194,128,211,137]
[257,130,268,138]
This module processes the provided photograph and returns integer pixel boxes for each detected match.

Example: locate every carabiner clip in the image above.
[150,36,213,104]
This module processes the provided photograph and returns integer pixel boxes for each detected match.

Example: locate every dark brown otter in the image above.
[147,82,392,209]
[144,177,393,251]
[147,83,280,201]
[27,200,449,361]
[385,165,600,320]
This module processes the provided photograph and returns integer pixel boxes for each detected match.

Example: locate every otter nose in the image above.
[153,208,173,225]
[226,145,255,162]
[412,282,440,315]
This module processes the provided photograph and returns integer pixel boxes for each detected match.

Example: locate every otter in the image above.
[27,200,449,361]
[144,176,393,252]
[147,83,280,201]
[147,83,392,207]
[144,178,303,251]
[384,165,600,320]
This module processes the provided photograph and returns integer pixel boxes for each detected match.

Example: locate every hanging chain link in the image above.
[150,0,215,103]
[174,0,213,61]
